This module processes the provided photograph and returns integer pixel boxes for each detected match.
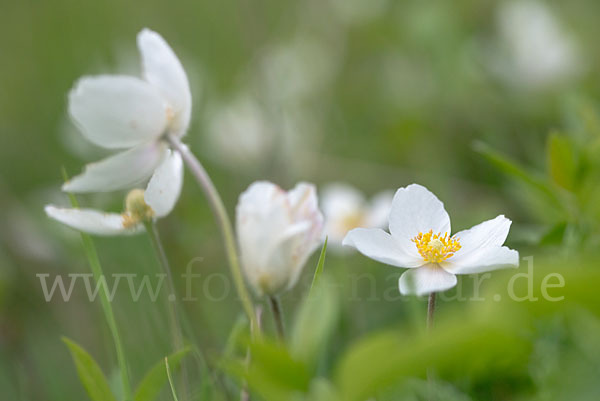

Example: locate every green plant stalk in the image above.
[62,169,132,401]
[268,296,285,341]
[165,357,180,401]
[427,292,436,401]
[143,221,189,401]
[167,135,257,331]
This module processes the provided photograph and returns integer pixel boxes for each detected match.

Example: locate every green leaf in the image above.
[62,337,117,401]
[547,132,577,191]
[224,340,311,401]
[134,347,191,401]
[473,141,562,210]
[309,237,328,297]
[334,317,530,401]
[291,275,338,369]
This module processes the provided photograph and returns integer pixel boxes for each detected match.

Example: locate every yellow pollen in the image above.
[412,230,461,263]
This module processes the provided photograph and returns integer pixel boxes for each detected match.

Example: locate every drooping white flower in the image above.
[321,183,393,249]
[236,181,324,296]
[343,184,519,296]
[45,150,183,235]
[63,28,191,193]
[493,0,582,89]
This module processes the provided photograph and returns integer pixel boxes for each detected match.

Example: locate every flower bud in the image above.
[236,181,324,296]
[124,188,154,226]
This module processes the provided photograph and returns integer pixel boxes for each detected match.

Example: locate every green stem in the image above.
[166,135,257,332]
[427,292,436,401]
[427,292,436,331]
[62,170,132,401]
[143,221,189,401]
[165,357,180,401]
[81,234,133,401]
[268,296,285,341]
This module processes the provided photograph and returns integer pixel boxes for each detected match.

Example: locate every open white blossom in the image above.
[321,183,392,249]
[494,0,582,89]
[63,28,191,193]
[236,181,324,296]
[343,184,519,296]
[45,150,183,235]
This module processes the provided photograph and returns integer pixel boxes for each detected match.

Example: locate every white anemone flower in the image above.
[62,28,191,193]
[321,183,393,249]
[236,181,324,296]
[45,150,183,235]
[343,184,519,296]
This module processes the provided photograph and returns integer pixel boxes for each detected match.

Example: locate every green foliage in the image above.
[309,237,328,296]
[291,274,339,370]
[62,337,117,401]
[134,348,190,401]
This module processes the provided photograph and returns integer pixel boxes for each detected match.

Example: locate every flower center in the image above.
[412,230,461,263]
[122,188,154,228]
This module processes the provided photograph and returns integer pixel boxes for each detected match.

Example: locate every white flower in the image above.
[343,184,519,296]
[321,183,393,249]
[236,181,324,296]
[63,28,191,193]
[45,150,183,235]
[494,0,582,89]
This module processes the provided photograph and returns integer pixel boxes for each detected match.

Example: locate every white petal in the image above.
[443,246,519,275]
[144,150,183,217]
[237,182,292,292]
[45,205,143,236]
[450,215,512,262]
[342,228,423,268]
[388,184,451,259]
[137,29,192,137]
[69,75,168,148]
[62,142,167,193]
[261,221,314,295]
[399,264,457,296]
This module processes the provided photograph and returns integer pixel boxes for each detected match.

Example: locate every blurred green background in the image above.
[2,0,600,400]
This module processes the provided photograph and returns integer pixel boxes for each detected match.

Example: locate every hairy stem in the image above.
[167,135,257,331]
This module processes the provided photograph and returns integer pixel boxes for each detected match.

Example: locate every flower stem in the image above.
[427,292,436,331]
[427,292,436,401]
[268,296,285,341]
[61,172,133,401]
[166,135,257,331]
[143,221,188,401]
[81,233,133,401]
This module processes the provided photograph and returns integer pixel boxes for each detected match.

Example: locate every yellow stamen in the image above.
[412,230,461,263]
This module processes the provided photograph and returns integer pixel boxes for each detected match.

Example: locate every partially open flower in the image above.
[343,184,519,296]
[236,181,324,296]
[63,28,191,193]
[321,183,392,250]
[45,150,183,235]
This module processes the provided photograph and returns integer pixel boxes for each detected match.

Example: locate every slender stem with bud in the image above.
[268,296,285,341]
[166,135,257,331]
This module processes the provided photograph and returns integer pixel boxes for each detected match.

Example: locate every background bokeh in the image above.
[2,0,600,400]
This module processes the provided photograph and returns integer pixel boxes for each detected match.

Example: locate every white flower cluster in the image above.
[46,30,518,297]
